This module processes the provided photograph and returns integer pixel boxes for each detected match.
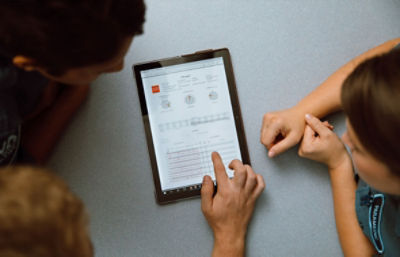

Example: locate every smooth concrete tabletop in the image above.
[49,1,400,256]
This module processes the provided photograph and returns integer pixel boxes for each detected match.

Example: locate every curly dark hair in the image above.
[0,0,146,74]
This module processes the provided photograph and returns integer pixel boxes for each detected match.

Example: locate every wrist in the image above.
[290,104,306,117]
[328,154,353,177]
[213,231,245,257]
[294,101,321,119]
[325,146,352,171]
[294,93,340,119]
[328,154,357,193]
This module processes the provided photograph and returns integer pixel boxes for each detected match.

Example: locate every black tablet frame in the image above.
[133,48,250,204]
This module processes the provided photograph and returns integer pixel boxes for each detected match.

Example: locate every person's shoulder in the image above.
[0,55,18,90]
[0,124,20,166]
[0,56,22,166]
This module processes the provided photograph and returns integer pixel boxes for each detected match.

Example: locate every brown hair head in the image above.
[0,166,92,257]
[341,48,400,175]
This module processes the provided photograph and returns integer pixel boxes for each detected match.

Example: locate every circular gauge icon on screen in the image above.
[185,95,195,105]
[161,99,171,109]
[208,91,218,100]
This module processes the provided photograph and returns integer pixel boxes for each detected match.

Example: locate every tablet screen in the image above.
[140,56,242,193]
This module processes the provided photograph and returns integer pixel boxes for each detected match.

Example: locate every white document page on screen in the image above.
[141,57,242,191]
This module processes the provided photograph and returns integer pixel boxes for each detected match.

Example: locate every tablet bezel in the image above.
[133,48,250,204]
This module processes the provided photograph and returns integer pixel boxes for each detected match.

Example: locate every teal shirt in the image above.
[356,180,400,257]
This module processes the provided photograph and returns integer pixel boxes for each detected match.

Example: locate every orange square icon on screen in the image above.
[152,85,160,93]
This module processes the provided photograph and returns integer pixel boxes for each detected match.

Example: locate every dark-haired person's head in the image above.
[341,49,400,195]
[0,0,146,85]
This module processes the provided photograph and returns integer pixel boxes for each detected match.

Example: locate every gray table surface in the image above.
[48,1,400,256]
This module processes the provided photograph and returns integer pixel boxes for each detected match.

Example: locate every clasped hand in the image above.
[298,114,349,169]
[261,107,349,169]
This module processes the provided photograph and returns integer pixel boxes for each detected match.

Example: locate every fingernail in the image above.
[305,114,311,120]
[269,150,275,158]
[203,176,210,184]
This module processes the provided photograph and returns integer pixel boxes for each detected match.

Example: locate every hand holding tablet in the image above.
[201,152,265,257]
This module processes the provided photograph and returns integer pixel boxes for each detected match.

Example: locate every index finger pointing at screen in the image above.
[211,152,228,186]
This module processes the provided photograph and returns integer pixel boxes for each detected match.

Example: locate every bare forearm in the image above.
[295,38,400,118]
[329,160,375,257]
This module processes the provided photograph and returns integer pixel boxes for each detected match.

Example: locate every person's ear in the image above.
[12,56,37,72]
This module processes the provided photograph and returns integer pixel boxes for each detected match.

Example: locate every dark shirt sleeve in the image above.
[0,56,47,166]
[0,58,21,166]
[0,112,20,165]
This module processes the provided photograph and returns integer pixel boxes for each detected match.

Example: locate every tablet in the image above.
[133,48,250,204]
